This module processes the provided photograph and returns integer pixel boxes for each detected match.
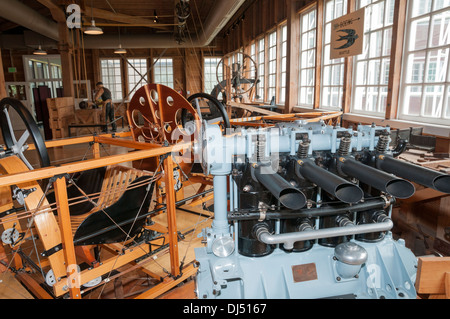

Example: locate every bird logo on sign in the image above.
[335,29,358,49]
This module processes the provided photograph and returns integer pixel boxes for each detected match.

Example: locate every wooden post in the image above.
[163,154,180,277]
[0,49,6,99]
[314,0,324,109]
[58,21,75,98]
[284,0,300,113]
[385,0,407,119]
[342,0,356,114]
[53,175,81,299]
[92,142,100,159]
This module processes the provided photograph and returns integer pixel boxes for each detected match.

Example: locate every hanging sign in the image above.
[330,8,365,60]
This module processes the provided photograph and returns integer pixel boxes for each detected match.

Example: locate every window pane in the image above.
[399,2,450,124]
[351,0,393,115]
[153,58,174,89]
[100,58,122,100]
[298,6,317,107]
[321,0,347,109]
[409,17,430,51]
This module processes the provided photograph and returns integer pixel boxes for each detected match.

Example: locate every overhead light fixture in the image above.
[84,19,103,35]
[33,45,47,55]
[114,44,126,54]
[114,27,126,54]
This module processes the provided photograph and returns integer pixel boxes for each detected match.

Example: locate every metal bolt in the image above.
[336,277,341,281]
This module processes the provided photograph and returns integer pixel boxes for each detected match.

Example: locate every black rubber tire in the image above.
[182,92,231,132]
[0,98,50,168]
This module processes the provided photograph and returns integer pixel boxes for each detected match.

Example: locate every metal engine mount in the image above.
[193,120,450,299]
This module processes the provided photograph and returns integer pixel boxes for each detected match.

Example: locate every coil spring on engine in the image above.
[376,132,390,153]
[297,139,310,159]
[257,134,267,162]
[338,134,352,156]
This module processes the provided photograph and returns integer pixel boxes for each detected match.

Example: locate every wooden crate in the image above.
[46,97,75,119]
[51,127,67,139]
[49,115,75,130]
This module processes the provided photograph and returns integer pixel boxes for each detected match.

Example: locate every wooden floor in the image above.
[0,128,213,299]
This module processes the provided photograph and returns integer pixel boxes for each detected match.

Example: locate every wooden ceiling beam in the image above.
[36,0,66,22]
[84,6,170,31]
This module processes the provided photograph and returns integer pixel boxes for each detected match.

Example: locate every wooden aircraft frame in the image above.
[0,131,207,299]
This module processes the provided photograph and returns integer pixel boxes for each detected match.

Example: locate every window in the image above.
[399,0,450,124]
[204,57,222,96]
[153,58,174,89]
[257,38,265,101]
[127,58,148,99]
[24,55,63,99]
[321,0,348,109]
[100,58,123,101]
[279,25,288,104]
[352,0,395,115]
[250,43,257,97]
[267,31,277,102]
[298,6,317,107]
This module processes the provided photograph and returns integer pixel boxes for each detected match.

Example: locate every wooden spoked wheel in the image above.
[127,84,201,173]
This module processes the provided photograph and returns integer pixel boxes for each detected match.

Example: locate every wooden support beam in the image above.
[342,0,356,114]
[0,142,190,188]
[84,6,169,31]
[135,263,197,299]
[314,0,324,109]
[53,242,151,296]
[163,155,180,278]
[15,272,54,299]
[58,22,75,98]
[54,176,81,299]
[37,0,66,22]
[285,0,300,113]
[385,0,408,119]
[0,49,6,99]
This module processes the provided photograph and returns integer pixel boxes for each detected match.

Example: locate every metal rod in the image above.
[256,219,394,250]
[228,197,393,221]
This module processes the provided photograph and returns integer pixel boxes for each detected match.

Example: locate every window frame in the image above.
[203,56,223,96]
[99,58,123,101]
[397,1,450,125]
[350,0,395,116]
[127,58,148,99]
[267,30,278,103]
[298,5,318,108]
[320,0,349,110]
[153,57,174,89]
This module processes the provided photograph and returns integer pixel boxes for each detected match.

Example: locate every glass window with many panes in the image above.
[153,58,174,89]
[100,58,123,101]
[399,0,450,125]
[127,58,148,99]
[257,37,265,101]
[279,25,288,104]
[268,31,277,102]
[204,57,222,96]
[321,0,348,109]
[351,0,395,115]
[298,6,317,107]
